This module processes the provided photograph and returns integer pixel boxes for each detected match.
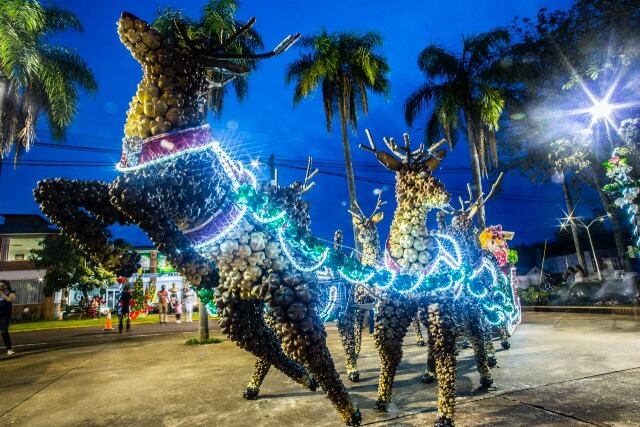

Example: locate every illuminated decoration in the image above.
[32,8,522,427]
[604,147,640,250]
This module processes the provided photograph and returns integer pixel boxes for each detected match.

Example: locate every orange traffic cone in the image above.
[103,311,114,331]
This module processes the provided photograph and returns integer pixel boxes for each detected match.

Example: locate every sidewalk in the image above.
[0,312,638,426]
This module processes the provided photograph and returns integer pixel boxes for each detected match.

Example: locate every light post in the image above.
[560,214,607,280]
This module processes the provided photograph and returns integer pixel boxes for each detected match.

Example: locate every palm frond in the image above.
[404,82,446,126]
[42,5,83,33]
[465,28,510,72]
[417,44,458,80]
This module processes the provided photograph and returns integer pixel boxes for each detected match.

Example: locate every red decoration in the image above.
[117,276,127,284]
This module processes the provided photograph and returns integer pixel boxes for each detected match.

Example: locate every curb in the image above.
[523,305,640,316]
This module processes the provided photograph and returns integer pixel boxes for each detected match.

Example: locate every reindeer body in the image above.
[35,12,362,426]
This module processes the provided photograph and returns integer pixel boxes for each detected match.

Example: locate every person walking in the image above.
[157,285,169,324]
[173,296,182,324]
[0,280,16,355]
[117,283,133,333]
[182,284,196,323]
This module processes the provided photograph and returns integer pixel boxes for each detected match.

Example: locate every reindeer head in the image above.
[117,12,299,139]
[349,191,385,266]
[445,172,504,232]
[359,130,450,211]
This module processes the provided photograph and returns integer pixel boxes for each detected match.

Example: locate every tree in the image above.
[404,29,522,229]
[285,30,390,243]
[0,0,97,162]
[152,0,264,116]
[505,0,640,270]
[30,235,115,300]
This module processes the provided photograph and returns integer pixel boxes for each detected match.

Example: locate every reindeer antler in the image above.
[300,156,319,194]
[197,17,300,87]
[359,129,447,172]
[466,172,505,220]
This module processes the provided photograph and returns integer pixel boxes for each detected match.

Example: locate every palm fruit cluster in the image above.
[118,12,207,138]
[33,179,140,277]
[388,168,450,271]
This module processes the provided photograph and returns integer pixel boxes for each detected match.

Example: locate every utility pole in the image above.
[268,154,276,186]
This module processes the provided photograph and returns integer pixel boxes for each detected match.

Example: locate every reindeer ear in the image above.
[426,150,447,171]
[371,212,384,224]
[118,12,164,65]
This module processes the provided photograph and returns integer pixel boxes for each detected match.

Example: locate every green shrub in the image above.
[185,337,223,345]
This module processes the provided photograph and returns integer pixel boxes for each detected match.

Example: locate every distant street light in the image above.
[560,212,608,280]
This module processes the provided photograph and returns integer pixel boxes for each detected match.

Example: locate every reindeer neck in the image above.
[354,221,381,267]
[387,170,449,273]
[119,15,209,139]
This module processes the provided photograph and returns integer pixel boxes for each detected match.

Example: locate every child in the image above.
[173,297,182,324]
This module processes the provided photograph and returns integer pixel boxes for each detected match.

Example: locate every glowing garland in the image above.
[604,148,640,250]
[233,184,519,328]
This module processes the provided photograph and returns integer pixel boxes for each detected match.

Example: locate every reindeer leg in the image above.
[412,313,426,346]
[243,358,272,400]
[353,286,369,357]
[429,303,457,427]
[419,307,437,384]
[499,325,511,350]
[34,179,139,277]
[374,294,417,411]
[109,172,218,289]
[337,294,360,382]
[267,271,360,426]
[464,304,493,390]
[217,292,317,395]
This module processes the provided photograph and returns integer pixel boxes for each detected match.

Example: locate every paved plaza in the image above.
[0,312,639,426]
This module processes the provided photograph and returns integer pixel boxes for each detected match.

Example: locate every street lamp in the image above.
[560,213,607,280]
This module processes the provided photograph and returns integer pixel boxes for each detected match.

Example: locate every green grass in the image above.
[11,312,215,333]
[185,337,223,345]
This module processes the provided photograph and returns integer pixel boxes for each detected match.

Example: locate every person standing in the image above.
[173,295,182,324]
[157,285,169,324]
[0,280,16,355]
[117,283,133,333]
[182,284,196,323]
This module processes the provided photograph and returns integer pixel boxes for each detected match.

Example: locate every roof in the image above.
[0,214,58,235]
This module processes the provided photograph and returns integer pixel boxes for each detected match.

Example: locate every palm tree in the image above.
[0,0,97,162]
[152,0,264,116]
[285,30,390,243]
[404,29,520,229]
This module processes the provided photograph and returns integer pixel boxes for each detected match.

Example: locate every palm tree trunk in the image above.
[464,111,486,229]
[199,298,209,341]
[593,177,632,272]
[339,89,359,250]
[561,172,586,270]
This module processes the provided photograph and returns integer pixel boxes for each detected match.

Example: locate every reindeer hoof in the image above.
[348,371,360,382]
[434,415,454,427]
[501,340,511,350]
[422,371,436,384]
[487,354,497,368]
[374,399,388,412]
[243,387,260,400]
[346,408,362,426]
[308,376,319,392]
[479,376,493,390]
[416,339,426,347]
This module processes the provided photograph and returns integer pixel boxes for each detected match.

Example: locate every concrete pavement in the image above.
[0,312,638,426]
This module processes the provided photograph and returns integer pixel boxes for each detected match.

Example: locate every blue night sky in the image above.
[0,0,586,249]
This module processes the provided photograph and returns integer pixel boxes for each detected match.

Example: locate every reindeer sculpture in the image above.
[358,130,504,426]
[439,174,521,351]
[34,12,362,426]
[336,191,426,383]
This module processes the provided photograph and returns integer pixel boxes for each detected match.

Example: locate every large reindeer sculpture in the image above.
[35,12,362,426]
[359,130,500,426]
[337,192,426,383]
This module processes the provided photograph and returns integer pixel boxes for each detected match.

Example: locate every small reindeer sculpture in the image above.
[359,130,498,427]
[440,172,520,351]
[336,191,426,383]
